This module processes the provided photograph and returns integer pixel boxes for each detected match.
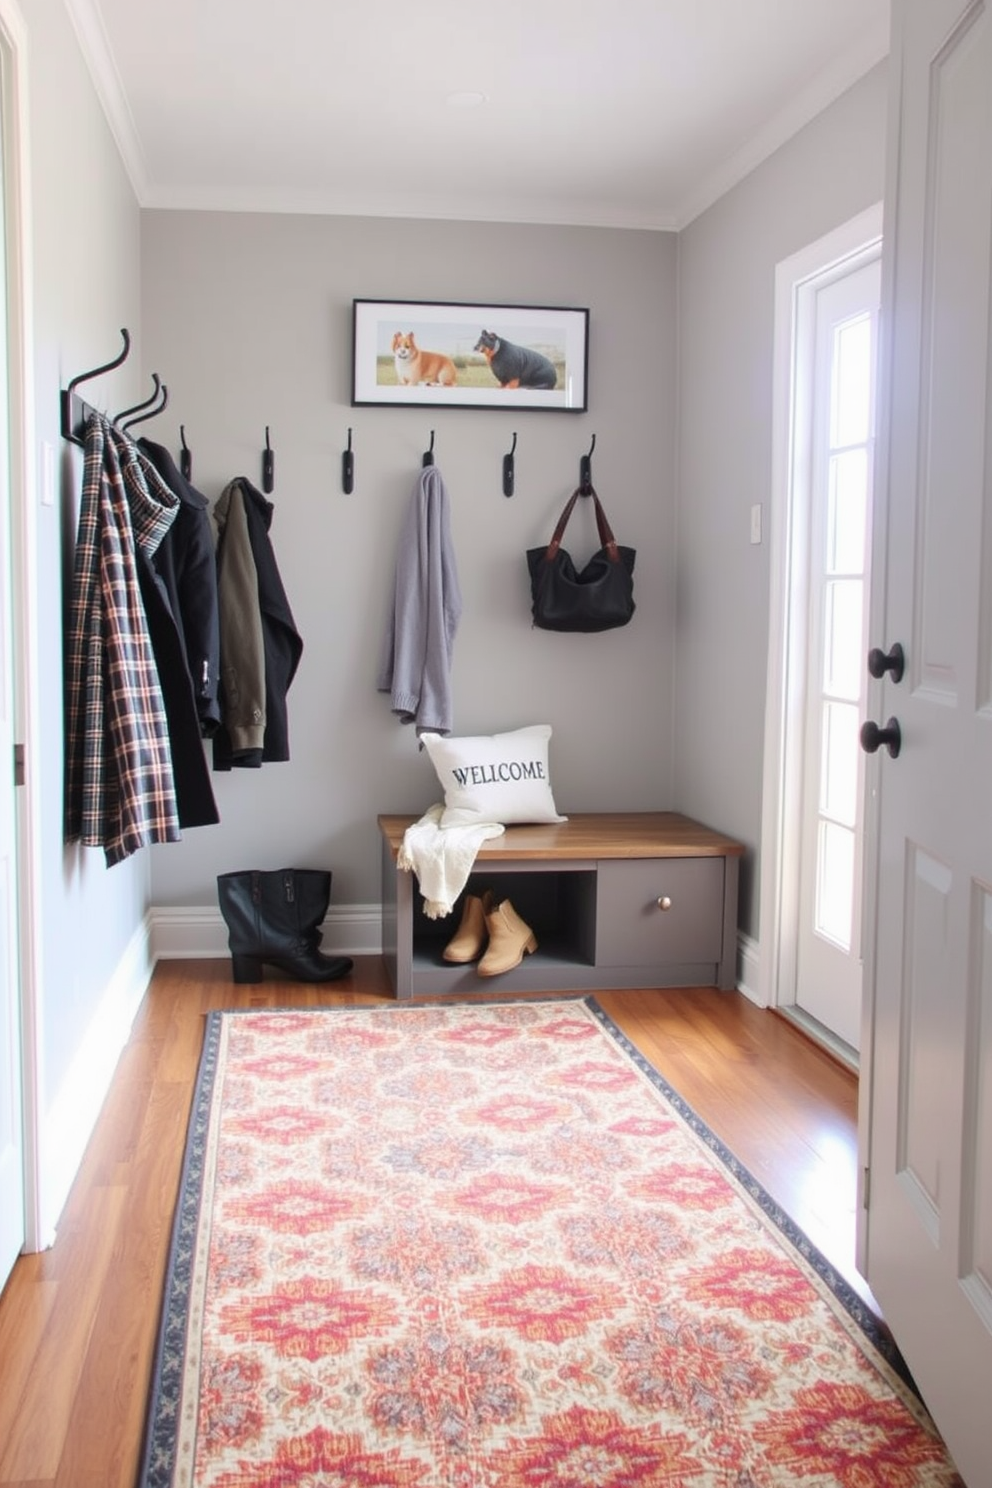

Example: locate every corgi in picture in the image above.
[391,331,458,387]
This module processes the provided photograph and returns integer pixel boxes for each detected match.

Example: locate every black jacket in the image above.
[139,439,221,734]
[136,439,221,829]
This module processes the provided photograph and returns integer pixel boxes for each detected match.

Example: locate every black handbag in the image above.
[526,486,636,632]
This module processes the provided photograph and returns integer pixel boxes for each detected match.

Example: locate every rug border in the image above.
[576,996,918,1389]
[136,993,917,1488]
[138,1008,224,1488]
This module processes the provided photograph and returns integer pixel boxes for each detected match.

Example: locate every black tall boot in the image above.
[217,869,354,983]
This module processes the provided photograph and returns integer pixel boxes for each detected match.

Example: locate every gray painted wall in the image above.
[673,61,888,936]
[141,215,678,908]
[21,0,147,1113]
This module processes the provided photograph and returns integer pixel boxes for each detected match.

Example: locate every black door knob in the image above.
[860,717,901,758]
[867,642,905,682]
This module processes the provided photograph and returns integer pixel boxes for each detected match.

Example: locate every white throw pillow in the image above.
[421,725,567,827]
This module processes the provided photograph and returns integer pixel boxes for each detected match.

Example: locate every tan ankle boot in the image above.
[477,898,538,977]
[442,892,490,963]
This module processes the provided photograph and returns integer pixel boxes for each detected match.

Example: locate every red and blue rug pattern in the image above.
[138,997,962,1486]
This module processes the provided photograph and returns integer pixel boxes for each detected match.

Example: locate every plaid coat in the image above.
[64,413,182,865]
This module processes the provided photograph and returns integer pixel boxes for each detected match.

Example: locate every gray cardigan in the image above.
[377,465,462,735]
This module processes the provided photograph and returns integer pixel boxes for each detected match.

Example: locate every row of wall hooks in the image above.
[65,334,593,503]
[337,428,597,498]
[61,328,277,493]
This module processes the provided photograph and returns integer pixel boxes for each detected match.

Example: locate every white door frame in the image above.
[1,0,45,1253]
[759,203,883,1056]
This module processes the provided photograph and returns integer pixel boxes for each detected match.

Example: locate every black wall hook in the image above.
[503,431,517,498]
[342,427,355,494]
[579,433,596,494]
[262,426,275,493]
[114,372,163,428]
[60,327,131,445]
[180,425,192,481]
[423,429,436,467]
[122,381,168,433]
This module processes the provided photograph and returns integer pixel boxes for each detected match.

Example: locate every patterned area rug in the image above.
[139,998,962,1487]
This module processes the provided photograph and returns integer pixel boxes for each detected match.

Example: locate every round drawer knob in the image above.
[656,895,672,911]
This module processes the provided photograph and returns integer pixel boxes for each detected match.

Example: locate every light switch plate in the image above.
[750,503,762,544]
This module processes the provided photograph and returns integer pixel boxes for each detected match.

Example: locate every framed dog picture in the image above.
[351,299,589,412]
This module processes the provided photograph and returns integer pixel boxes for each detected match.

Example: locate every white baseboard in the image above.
[736,931,764,1007]
[40,915,154,1244]
[149,903,383,961]
[150,907,754,1007]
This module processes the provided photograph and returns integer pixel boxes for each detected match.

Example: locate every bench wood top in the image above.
[378,811,745,863]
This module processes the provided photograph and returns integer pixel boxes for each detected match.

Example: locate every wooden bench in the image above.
[378,811,744,1000]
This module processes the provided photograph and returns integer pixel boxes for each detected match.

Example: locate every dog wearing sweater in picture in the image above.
[474,329,558,390]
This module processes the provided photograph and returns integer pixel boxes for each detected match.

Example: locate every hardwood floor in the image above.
[0,958,870,1488]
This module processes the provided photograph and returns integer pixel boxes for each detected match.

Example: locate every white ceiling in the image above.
[66,0,891,231]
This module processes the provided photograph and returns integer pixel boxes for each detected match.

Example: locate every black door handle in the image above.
[860,717,901,758]
[867,642,905,682]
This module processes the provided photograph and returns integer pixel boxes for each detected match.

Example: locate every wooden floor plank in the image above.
[0,959,869,1487]
[0,1187,128,1481]
[0,1272,59,1471]
[56,1081,192,1488]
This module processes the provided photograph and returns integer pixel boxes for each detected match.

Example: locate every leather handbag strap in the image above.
[545,485,621,563]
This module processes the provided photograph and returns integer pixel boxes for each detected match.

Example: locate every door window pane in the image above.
[827,449,868,575]
[823,580,864,702]
[815,819,855,951]
[820,700,859,827]
[831,313,872,448]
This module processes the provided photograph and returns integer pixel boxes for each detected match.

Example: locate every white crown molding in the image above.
[671,20,890,231]
[141,183,681,233]
[62,0,149,202]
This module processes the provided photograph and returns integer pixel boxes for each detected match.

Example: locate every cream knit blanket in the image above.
[397,804,504,918]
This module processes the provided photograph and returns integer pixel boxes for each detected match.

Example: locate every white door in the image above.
[796,260,881,1051]
[0,48,24,1290]
[862,1,992,1484]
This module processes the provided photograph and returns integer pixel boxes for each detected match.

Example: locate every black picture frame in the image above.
[351,299,589,412]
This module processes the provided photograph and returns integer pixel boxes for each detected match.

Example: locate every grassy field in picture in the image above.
[375,355,565,388]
